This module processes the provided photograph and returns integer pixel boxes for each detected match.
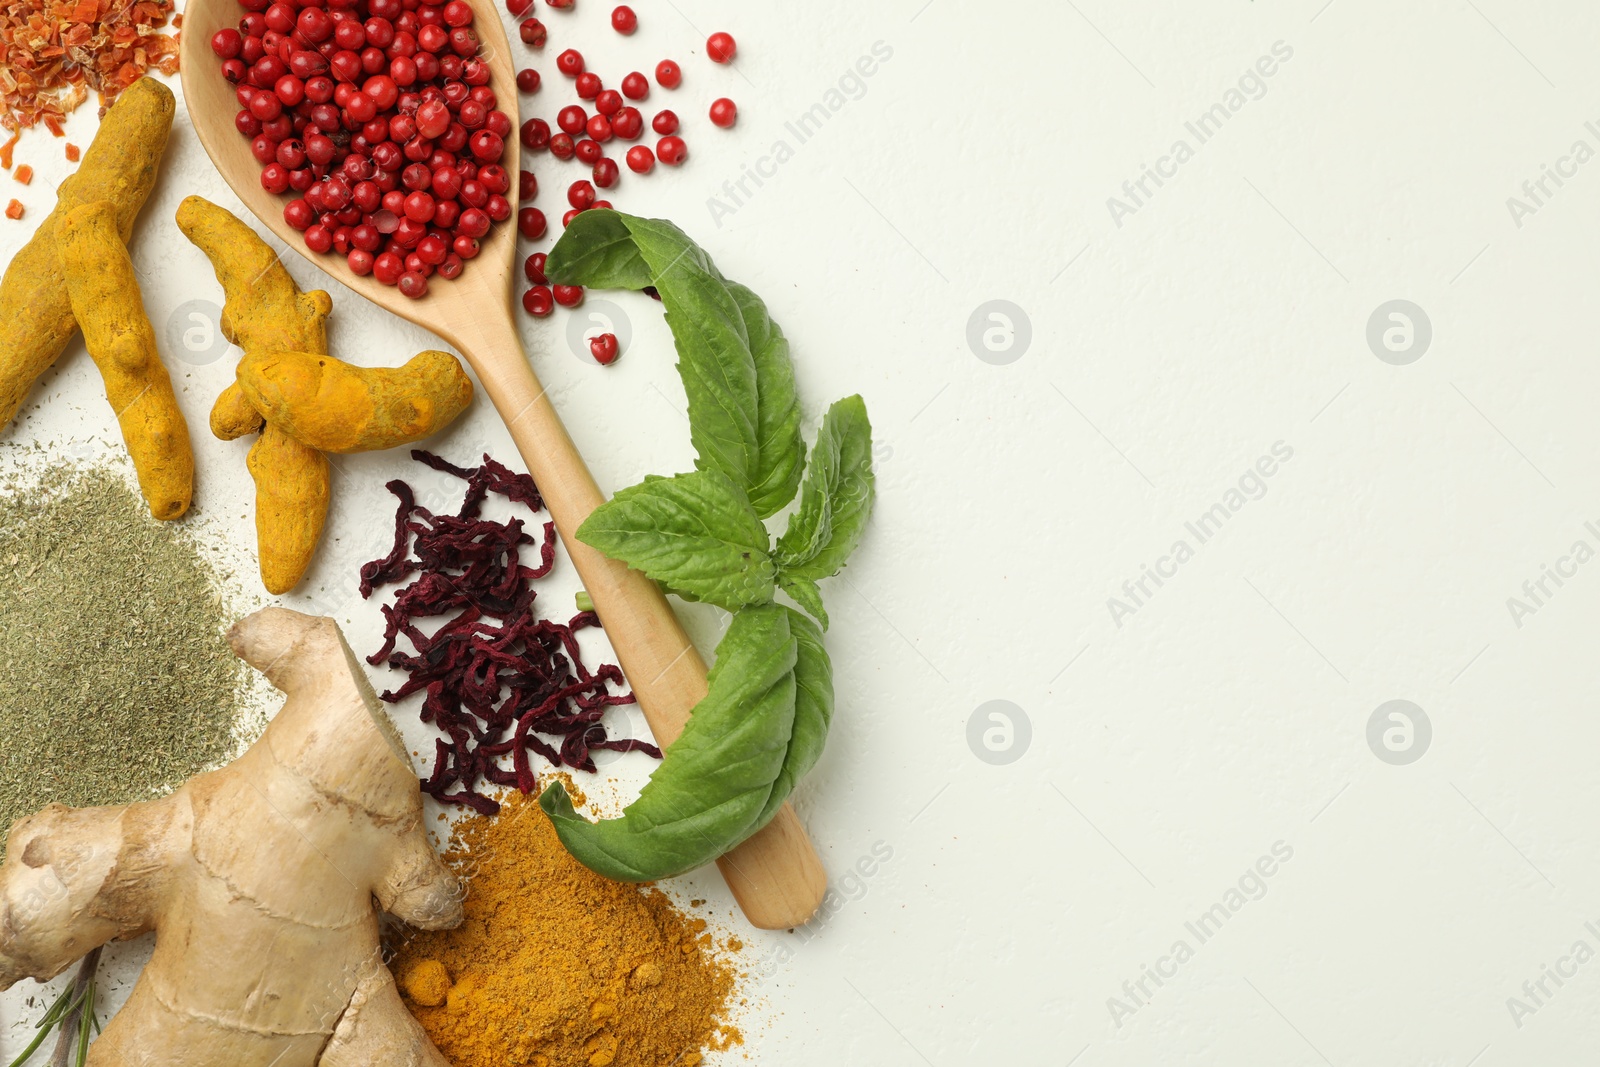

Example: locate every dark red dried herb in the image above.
[362,450,660,815]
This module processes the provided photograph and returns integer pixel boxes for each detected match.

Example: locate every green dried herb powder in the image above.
[0,463,257,835]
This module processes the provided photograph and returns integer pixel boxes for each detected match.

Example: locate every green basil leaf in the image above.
[776,394,876,582]
[539,605,799,881]
[778,573,829,630]
[577,471,775,610]
[755,608,834,828]
[547,211,805,516]
[537,209,654,289]
[728,280,804,517]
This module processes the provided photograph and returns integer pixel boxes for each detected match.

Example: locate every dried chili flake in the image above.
[11,162,27,182]
[5,198,21,218]
[362,450,659,815]
[0,0,176,135]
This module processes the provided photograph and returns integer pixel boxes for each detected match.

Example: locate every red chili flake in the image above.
[362,450,660,815]
[63,141,77,161]
[13,163,30,183]
[0,0,177,136]
[5,197,21,218]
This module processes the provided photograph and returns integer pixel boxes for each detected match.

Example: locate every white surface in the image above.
[5,0,1600,1062]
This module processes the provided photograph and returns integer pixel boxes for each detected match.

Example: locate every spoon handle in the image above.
[454,313,827,930]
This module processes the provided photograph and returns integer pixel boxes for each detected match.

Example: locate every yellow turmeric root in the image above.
[248,423,331,596]
[175,196,332,355]
[54,201,194,521]
[178,196,334,593]
[0,608,462,1066]
[237,349,473,454]
[210,381,264,440]
[0,78,174,432]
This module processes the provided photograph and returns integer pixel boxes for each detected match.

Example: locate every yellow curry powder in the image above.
[392,787,744,1067]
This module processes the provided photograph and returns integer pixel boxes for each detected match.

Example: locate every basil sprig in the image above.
[538,211,872,881]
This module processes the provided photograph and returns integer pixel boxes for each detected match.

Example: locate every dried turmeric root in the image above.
[54,201,194,520]
[248,423,331,596]
[178,196,334,593]
[0,78,174,431]
[237,349,473,454]
[211,381,264,440]
[175,195,332,355]
[0,608,462,1066]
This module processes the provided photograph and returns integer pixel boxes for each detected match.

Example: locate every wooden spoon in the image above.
[178,0,826,930]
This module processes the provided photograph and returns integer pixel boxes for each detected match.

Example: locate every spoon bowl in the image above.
[178,0,827,930]
[179,0,521,343]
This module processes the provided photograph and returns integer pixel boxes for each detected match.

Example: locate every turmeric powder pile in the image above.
[391,787,744,1067]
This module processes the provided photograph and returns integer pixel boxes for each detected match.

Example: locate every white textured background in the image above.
[6,0,1600,1063]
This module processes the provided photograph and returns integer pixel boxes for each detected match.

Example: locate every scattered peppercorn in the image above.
[625,145,654,173]
[504,9,752,320]
[523,284,554,315]
[706,32,736,64]
[657,135,687,165]
[621,71,648,100]
[589,332,619,365]
[517,206,547,239]
[557,48,585,76]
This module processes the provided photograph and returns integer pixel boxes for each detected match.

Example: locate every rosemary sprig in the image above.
[6,949,100,1067]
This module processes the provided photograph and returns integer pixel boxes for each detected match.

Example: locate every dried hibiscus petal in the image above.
[362,451,658,815]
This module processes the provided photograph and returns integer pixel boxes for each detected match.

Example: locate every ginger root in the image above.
[55,200,194,520]
[178,196,334,593]
[0,78,174,432]
[0,607,462,1066]
[237,349,473,454]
